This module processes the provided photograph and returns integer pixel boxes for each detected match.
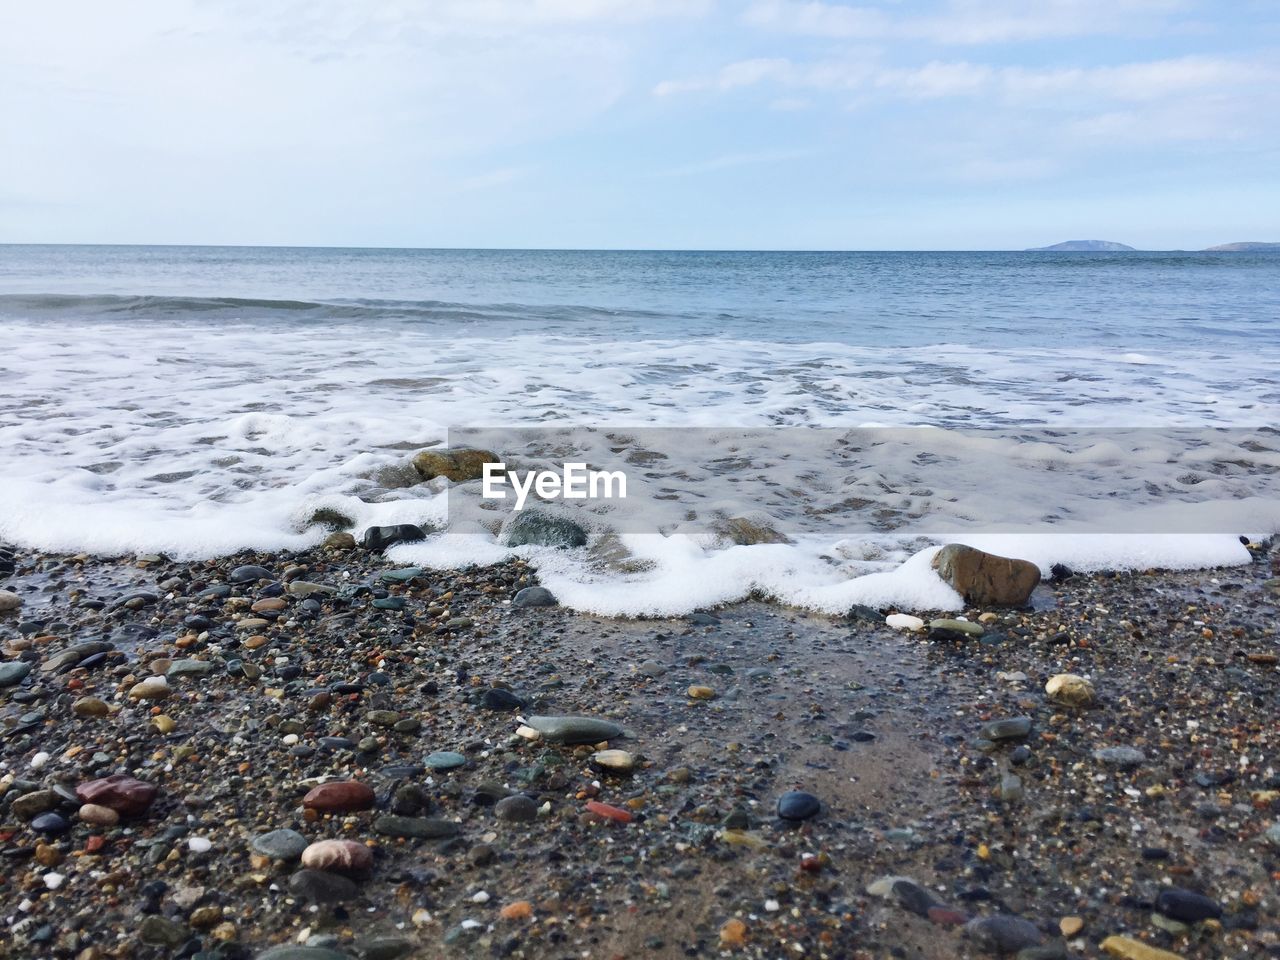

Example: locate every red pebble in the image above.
[85,836,107,854]
[75,775,158,817]
[927,906,969,927]
[585,800,632,823]
[302,780,376,813]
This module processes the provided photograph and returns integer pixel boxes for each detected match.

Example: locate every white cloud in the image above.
[742,0,1191,44]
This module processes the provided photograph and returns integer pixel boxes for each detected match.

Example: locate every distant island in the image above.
[1026,240,1137,251]
[1202,241,1280,252]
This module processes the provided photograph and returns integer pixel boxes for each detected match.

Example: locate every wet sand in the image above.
[1,541,1277,959]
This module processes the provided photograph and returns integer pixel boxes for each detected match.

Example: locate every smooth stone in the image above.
[128,676,170,700]
[287,869,359,905]
[256,948,352,960]
[251,828,309,861]
[0,661,32,686]
[371,597,405,611]
[411,447,499,483]
[0,590,23,612]
[932,543,1041,607]
[494,795,538,822]
[372,815,459,839]
[964,915,1043,954]
[979,716,1032,741]
[11,789,59,820]
[354,936,414,960]
[512,586,558,608]
[360,524,427,552]
[167,659,218,679]
[524,715,622,744]
[139,916,188,947]
[502,511,588,549]
[891,878,940,916]
[591,749,638,773]
[322,532,357,551]
[1154,887,1221,923]
[302,780,375,813]
[425,751,466,771]
[481,688,524,711]
[288,580,336,596]
[886,613,925,632]
[31,812,70,835]
[1094,746,1146,769]
[251,597,288,613]
[78,803,120,826]
[230,565,273,583]
[72,697,110,717]
[1045,673,1096,707]
[301,839,373,874]
[929,617,984,638]
[75,774,158,816]
[1099,935,1185,960]
[380,567,422,583]
[776,790,820,822]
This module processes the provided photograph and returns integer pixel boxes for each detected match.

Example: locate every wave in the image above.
[0,292,679,326]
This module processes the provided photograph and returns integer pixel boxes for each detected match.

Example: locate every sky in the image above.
[2,0,1278,249]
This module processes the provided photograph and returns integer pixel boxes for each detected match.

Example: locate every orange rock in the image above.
[500,900,533,920]
[303,780,375,813]
[585,800,632,823]
[719,918,747,948]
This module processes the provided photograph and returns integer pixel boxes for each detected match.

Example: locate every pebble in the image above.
[0,589,23,611]
[481,687,524,711]
[776,790,820,821]
[929,618,984,639]
[719,918,748,947]
[425,751,466,771]
[591,749,638,773]
[255,947,353,960]
[979,716,1032,741]
[31,812,70,835]
[963,915,1043,954]
[78,803,120,826]
[139,915,188,947]
[1099,936,1185,960]
[1153,887,1221,923]
[167,659,218,679]
[687,685,716,700]
[522,715,623,744]
[229,564,273,583]
[128,676,171,700]
[288,869,360,905]
[1045,673,1096,706]
[1059,916,1084,936]
[495,795,539,822]
[500,900,533,920]
[302,780,375,813]
[372,815,459,839]
[1093,746,1146,769]
[252,828,309,861]
[512,586,557,608]
[301,839,373,874]
[0,660,31,686]
[886,613,925,631]
[71,696,110,717]
[11,789,58,820]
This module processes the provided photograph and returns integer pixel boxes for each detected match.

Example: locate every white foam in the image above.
[0,315,1276,613]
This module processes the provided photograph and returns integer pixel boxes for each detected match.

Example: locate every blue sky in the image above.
[2,0,1278,249]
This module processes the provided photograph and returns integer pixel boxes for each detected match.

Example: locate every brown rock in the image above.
[300,839,373,874]
[302,780,376,813]
[931,543,1041,607]
[251,597,287,613]
[75,774,158,816]
[412,448,501,483]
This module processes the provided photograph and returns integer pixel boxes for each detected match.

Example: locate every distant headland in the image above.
[1027,239,1279,252]
[1027,240,1136,251]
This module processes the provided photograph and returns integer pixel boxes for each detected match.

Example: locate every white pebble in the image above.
[188,837,212,853]
[30,751,51,770]
[764,899,780,912]
[886,613,925,632]
[44,873,65,889]
[282,734,299,745]
[470,891,490,904]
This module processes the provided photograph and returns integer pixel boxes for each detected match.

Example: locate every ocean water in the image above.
[2,244,1278,614]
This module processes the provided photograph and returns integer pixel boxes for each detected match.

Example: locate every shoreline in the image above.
[1,542,1277,959]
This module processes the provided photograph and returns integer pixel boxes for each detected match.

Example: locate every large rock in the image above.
[931,544,1041,607]
[412,448,500,483]
[502,511,587,549]
[75,774,158,817]
[710,515,792,546]
[522,715,622,744]
[0,590,22,612]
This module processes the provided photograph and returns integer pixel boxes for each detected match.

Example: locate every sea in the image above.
[1,244,1278,614]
